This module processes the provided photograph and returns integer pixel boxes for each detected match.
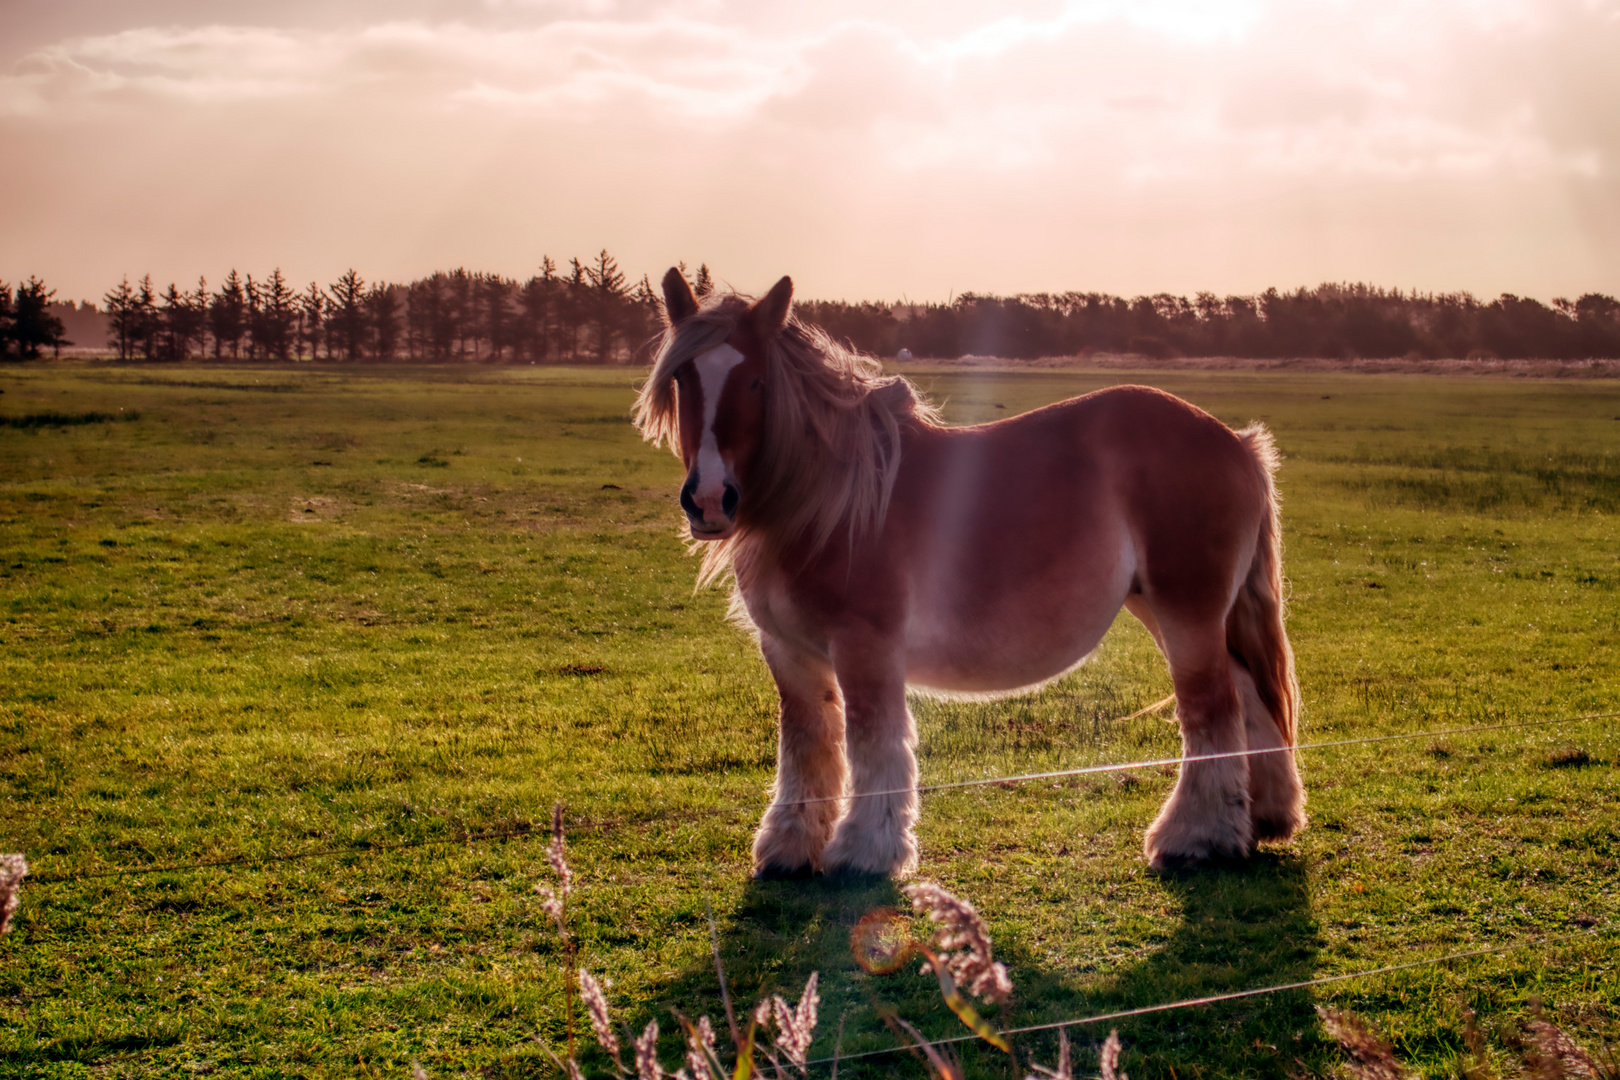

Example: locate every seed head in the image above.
[770,972,820,1066]
[1317,1007,1412,1080]
[579,968,620,1058]
[1524,1015,1603,1080]
[1098,1030,1128,1080]
[547,803,573,898]
[684,1015,716,1080]
[902,882,1012,1003]
[635,1019,662,1080]
[0,854,26,935]
[1025,1028,1072,1080]
[535,884,566,937]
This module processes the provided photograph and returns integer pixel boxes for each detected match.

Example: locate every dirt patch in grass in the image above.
[1543,745,1594,768]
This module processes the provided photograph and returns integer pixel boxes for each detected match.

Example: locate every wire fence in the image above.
[23,707,1618,887]
[9,704,1616,1072]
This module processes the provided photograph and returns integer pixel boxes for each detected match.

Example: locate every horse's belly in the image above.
[904,627,1106,695]
[902,533,1135,695]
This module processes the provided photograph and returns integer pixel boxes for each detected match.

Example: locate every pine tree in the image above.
[694,263,713,297]
[210,270,246,359]
[405,277,434,360]
[480,275,514,362]
[425,273,456,360]
[134,275,159,361]
[244,274,265,359]
[158,283,190,361]
[299,283,324,360]
[327,269,367,361]
[365,282,401,361]
[562,258,588,361]
[586,249,628,363]
[518,257,558,363]
[0,282,13,360]
[103,277,138,361]
[259,269,296,360]
[11,277,68,359]
[448,268,473,359]
[190,277,211,357]
[629,274,663,362]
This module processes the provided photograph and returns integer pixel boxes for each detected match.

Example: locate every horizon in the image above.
[32,264,1620,314]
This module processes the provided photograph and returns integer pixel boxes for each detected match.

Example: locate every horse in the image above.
[634,270,1305,879]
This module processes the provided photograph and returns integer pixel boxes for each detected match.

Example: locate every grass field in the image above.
[1,362,1617,1080]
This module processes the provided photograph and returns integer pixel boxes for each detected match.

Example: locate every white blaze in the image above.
[691,343,746,512]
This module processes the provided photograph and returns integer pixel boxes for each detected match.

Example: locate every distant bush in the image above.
[1,410,138,428]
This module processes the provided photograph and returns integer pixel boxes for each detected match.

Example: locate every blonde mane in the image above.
[633,290,941,585]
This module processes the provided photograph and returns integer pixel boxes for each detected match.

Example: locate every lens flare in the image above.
[850,908,915,974]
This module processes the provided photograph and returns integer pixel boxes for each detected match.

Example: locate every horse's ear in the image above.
[662,267,699,325]
[750,275,793,338]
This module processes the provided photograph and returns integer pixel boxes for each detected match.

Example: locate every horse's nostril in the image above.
[722,483,739,518]
[679,478,700,518]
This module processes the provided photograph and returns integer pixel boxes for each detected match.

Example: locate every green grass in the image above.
[1,362,1617,1079]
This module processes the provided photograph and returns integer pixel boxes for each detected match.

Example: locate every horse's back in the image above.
[902,383,1260,528]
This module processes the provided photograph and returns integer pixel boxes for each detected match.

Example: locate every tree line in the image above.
[799,284,1620,362]
[0,278,69,360]
[95,251,679,364]
[8,265,1620,363]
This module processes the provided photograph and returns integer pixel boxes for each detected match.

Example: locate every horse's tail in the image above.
[1227,424,1299,746]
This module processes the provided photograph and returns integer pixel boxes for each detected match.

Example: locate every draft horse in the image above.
[635,270,1305,878]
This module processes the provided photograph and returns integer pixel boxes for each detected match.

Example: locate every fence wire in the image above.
[23,707,1619,887]
[11,707,1617,1072]
[807,924,1611,1068]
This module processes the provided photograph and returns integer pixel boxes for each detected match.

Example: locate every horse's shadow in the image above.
[619,853,1321,1080]
[1068,852,1324,1079]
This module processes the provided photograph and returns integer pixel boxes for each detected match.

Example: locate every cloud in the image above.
[2,0,1618,301]
[0,18,801,122]
[5,0,1615,180]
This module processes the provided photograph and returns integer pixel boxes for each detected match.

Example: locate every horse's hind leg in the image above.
[752,634,849,879]
[1232,659,1306,842]
[1141,615,1254,867]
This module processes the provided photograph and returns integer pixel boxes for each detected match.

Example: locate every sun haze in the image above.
[2,0,1617,303]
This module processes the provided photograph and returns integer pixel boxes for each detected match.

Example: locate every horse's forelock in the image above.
[633,294,752,450]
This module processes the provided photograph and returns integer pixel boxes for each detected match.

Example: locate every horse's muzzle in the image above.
[680,475,739,538]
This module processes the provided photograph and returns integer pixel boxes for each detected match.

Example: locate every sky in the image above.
[3,0,1619,305]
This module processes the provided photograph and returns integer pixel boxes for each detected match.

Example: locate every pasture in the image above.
[1,362,1617,1079]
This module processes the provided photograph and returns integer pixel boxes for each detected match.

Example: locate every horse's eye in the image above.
[750,378,763,392]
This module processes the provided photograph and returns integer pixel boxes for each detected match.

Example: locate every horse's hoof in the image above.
[753,862,817,882]
[1251,814,1306,843]
[1148,846,1254,874]
[820,864,891,884]
[819,831,918,881]
[1147,849,1202,874]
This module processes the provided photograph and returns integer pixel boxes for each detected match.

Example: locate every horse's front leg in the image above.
[819,637,918,879]
[753,634,849,879]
